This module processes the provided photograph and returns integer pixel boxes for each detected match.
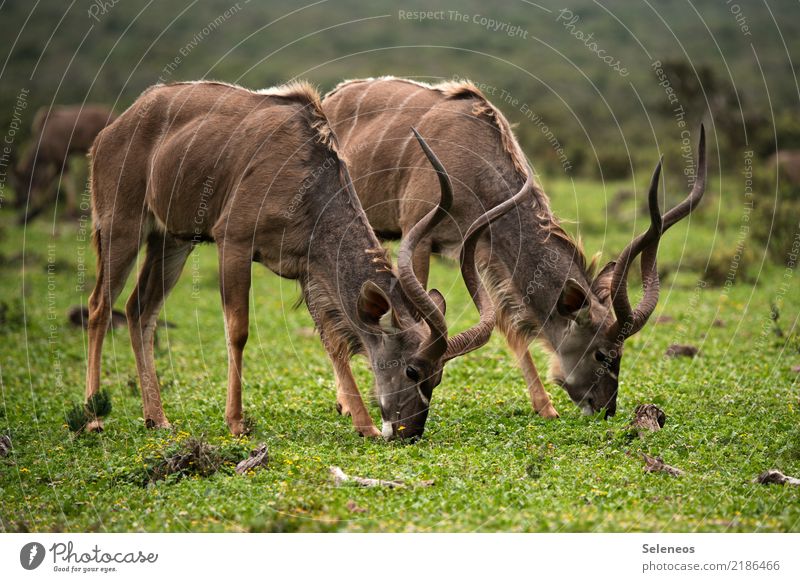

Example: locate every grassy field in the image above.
[1,177,798,532]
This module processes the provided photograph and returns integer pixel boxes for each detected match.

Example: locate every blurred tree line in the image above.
[1,0,798,180]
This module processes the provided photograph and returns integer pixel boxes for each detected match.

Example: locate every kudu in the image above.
[11,105,116,223]
[323,77,706,420]
[86,80,506,439]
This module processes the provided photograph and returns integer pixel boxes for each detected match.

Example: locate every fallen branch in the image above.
[329,466,433,489]
[641,453,684,476]
[0,435,11,457]
[236,444,269,475]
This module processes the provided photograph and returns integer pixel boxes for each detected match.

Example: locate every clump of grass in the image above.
[0,299,25,332]
[65,404,88,433]
[86,390,112,418]
[65,390,112,433]
[124,436,250,486]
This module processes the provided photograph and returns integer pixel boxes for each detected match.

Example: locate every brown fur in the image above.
[323,77,612,419]
[84,80,445,438]
[324,76,703,421]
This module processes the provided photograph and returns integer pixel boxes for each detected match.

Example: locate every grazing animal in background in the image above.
[324,77,706,419]
[10,105,116,223]
[767,150,800,186]
[85,81,510,439]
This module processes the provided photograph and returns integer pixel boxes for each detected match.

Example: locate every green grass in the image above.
[1,178,798,532]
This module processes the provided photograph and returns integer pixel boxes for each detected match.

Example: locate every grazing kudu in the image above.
[86,81,504,439]
[323,77,706,419]
[11,105,116,223]
[768,150,800,186]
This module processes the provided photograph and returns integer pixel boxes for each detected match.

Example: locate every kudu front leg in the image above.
[507,336,559,419]
[330,354,380,438]
[218,243,252,436]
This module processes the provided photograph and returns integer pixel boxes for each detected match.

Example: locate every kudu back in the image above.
[86,81,505,439]
[324,77,706,419]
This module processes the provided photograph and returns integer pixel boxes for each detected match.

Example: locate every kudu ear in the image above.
[557,278,590,319]
[428,289,446,317]
[591,261,616,303]
[357,281,393,329]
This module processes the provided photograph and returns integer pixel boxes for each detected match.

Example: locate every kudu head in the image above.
[551,126,707,418]
[360,129,528,441]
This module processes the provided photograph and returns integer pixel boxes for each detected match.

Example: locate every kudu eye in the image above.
[594,350,609,364]
[405,366,420,382]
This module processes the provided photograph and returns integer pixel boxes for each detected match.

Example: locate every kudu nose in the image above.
[603,398,617,419]
[382,419,424,442]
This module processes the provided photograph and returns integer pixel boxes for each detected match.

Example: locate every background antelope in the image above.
[323,77,706,421]
[86,80,504,440]
[10,104,116,223]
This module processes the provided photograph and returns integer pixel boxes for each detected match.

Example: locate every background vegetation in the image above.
[1,0,800,175]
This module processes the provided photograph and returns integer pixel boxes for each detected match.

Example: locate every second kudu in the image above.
[86,81,511,440]
[324,77,706,421]
[11,105,116,223]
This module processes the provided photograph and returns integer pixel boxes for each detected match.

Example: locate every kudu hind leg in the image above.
[507,334,559,419]
[85,225,142,431]
[217,243,252,436]
[126,232,192,429]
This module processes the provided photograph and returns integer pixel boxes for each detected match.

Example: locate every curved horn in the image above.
[608,159,663,340]
[396,128,454,362]
[444,164,538,361]
[609,124,707,341]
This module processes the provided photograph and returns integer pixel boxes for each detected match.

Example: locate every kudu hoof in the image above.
[227,420,250,437]
[144,418,172,430]
[85,418,104,433]
[357,425,382,438]
[537,404,560,419]
[335,401,351,417]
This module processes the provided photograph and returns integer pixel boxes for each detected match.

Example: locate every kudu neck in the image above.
[303,163,408,338]
[489,195,592,350]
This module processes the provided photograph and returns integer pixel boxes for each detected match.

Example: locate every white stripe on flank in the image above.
[340,81,378,143]
[366,86,425,171]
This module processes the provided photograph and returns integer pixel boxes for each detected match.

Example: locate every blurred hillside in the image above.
[1,0,799,178]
